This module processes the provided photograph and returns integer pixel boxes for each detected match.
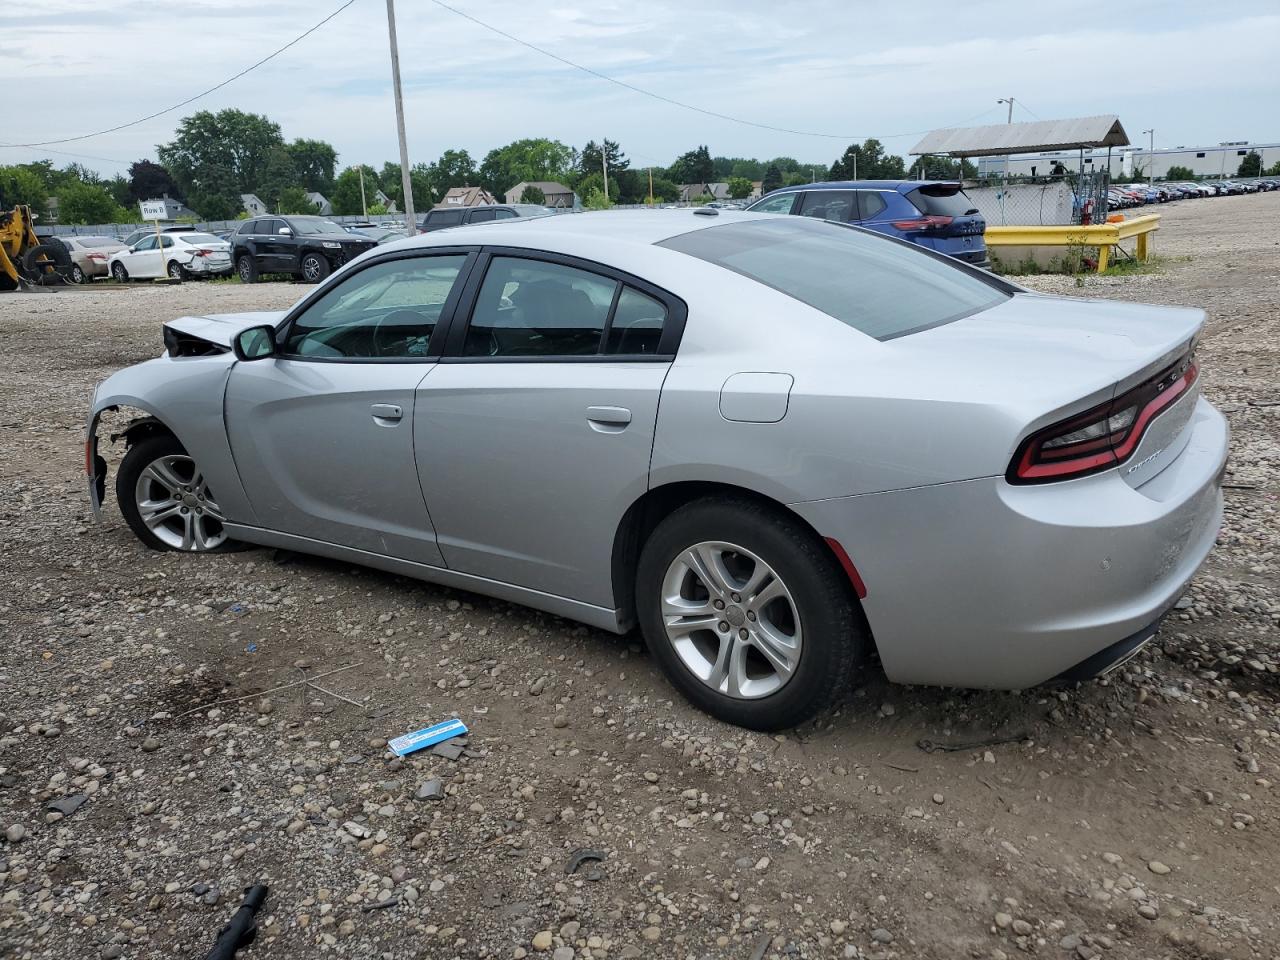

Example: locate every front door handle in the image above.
[586,405,631,433]
[371,403,403,424]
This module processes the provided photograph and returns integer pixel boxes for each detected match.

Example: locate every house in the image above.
[750,181,764,199]
[437,186,497,208]
[679,182,731,202]
[505,181,579,209]
[305,192,333,216]
[241,194,270,216]
[373,189,398,214]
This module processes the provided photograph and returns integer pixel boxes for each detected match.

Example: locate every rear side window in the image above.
[797,191,855,222]
[606,288,667,355]
[430,210,464,226]
[465,258,616,357]
[857,191,887,220]
[907,185,979,217]
[659,217,1009,340]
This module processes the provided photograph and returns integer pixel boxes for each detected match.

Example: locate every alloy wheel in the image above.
[133,454,227,551]
[660,541,802,699]
[301,255,323,282]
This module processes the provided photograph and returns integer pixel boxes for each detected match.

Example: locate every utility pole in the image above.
[359,166,367,218]
[385,0,417,237]
[648,167,654,206]
[602,142,609,207]
[997,97,1015,181]
[1142,128,1154,186]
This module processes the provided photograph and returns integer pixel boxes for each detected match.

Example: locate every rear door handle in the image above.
[371,403,403,424]
[586,405,631,432]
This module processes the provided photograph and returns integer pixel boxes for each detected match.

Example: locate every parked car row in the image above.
[1108,178,1278,209]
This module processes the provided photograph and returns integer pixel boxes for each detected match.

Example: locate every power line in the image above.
[0,144,132,166]
[0,0,357,149]
[1015,100,1043,121]
[427,0,998,142]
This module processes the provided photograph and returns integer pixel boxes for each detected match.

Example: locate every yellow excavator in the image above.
[0,204,70,290]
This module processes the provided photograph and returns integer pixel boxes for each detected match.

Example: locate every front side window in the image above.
[469,208,497,223]
[797,190,855,222]
[283,255,467,359]
[659,217,1009,340]
[748,192,798,214]
[465,257,617,357]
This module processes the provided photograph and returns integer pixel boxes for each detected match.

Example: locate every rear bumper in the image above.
[790,396,1228,689]
[186,258,233,275]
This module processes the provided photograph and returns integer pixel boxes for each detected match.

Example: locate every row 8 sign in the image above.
[139,200,168,221]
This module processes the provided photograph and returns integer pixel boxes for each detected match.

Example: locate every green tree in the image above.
[767,156,803,174]
[669,146,714,185]
[158,109,285,198]
[649,176,679,203]
[579,139,629,179]
[57,181,130,224]
[376,161,432,212]
[479,139,575,197]
[185,163,242,220]
[277,186,320,215]
[576,172,618,205]
[582,187,612,210]
[286,138,338,193]
[728,158,765,180]
[127,160,181,202]
[1165,165,1195,181]
[107,175,132,208]
[520,184,546,205]
[726,176,753,199]
[330,164,380,216]
[828,139,905,181]
[1237,150,1262,177]
[761,164,783,194]
[425,149,478,200]
[0,166,50,214]
[1266,160,1280,176]
[258,145,300,209]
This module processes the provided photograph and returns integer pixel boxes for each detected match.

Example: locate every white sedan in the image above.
[108,232,233,281]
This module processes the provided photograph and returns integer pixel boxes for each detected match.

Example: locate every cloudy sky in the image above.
[2,0,1277,177]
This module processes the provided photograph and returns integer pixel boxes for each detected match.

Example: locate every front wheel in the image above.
[300,252,330,283]
[635,497,866,730]
[237,254,259,284]
[110,262,128,282]
[116,435,240,553]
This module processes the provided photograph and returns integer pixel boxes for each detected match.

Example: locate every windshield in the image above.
[659,217,1010,340]
[289,217,351,236]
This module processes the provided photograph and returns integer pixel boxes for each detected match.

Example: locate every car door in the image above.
[414,250,684,608]
[223,250,476,564]
[127,235,162,277]
[258,218,290,272]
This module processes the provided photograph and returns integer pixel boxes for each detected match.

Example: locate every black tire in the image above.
[71,264,87,284]
[111,261,129,282]
[22,243,71,283]
[635,496,866,730]
[167,259,188,280]
[237,253,259,284]
[116,434,241,553]
[300,251,330,284]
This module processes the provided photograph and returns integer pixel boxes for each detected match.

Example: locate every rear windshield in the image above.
[75,236,120,247]
[907,185,980,218]
[179,233,221,244]
[658,217,1008,340]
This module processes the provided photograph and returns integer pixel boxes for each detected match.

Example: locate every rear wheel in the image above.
[237,254,259,284]
[71,264,87,284]
[116,435,240,553]
[635,497,865,730]
[167,259,187,280]
[300,252,330,283]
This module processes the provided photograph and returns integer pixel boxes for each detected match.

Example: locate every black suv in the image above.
[418,203,552,233]
[231,215,377,283]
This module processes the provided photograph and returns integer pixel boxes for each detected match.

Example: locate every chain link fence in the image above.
[963,173,1112,226]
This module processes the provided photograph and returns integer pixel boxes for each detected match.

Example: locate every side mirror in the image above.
[234,325,277,361]
[277,227,292,236]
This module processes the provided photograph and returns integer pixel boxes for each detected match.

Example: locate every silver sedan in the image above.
[87,211,1227,730]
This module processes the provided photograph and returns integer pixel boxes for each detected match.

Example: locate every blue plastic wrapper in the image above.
[388,718,469,757]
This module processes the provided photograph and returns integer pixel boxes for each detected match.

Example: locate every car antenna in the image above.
[692,208,718,216]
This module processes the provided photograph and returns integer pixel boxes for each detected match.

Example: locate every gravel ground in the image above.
[1,194,1277,960]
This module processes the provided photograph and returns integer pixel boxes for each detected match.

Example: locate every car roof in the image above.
[764,180,958,195]
[393,209,777,251]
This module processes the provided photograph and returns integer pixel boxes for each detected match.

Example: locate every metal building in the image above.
[974,142,1277,179]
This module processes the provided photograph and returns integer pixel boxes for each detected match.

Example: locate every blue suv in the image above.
[746,180,989,268]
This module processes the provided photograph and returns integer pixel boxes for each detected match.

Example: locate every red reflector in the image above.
[823,537,867,599]
[84,439,93,476]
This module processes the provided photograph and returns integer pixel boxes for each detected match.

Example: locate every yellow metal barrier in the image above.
[984,213,1160,272]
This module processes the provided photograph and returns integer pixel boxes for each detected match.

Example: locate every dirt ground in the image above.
[1,194,1277,960]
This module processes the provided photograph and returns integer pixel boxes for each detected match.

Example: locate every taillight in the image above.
[87,252,107,261]
[891,214,953,231]
[195,249,212,257]
[1008,355,1198,484]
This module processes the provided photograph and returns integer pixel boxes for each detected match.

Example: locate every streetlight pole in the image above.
[1142,128,1154,186]
[602,143,609,207]
[385,0,417,237]
[997,97,1015,181]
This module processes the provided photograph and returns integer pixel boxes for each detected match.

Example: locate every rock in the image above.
[1060,934,1082,950]
[415,778,444,801]
[47,794,88,818]
[879,703,896,717]
[1148,860,1171,875]
[643,770,659,783]
[994,912,1013,929]
[871,928,894,944]
[141,737,161,752]
[830,919,847,935]
[642,926,661,941]
[1012,920,1033,936]
[553,949,574,960]
[932,793,945,804]
[343,821,371,839]
[1138,903,1159,920]
[5,824,26,843]
[1102,852,1123,865]
[552,714,569,728]
[532,930,553,952]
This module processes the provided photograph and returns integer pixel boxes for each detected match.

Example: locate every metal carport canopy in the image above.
[910,115,1130,157]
